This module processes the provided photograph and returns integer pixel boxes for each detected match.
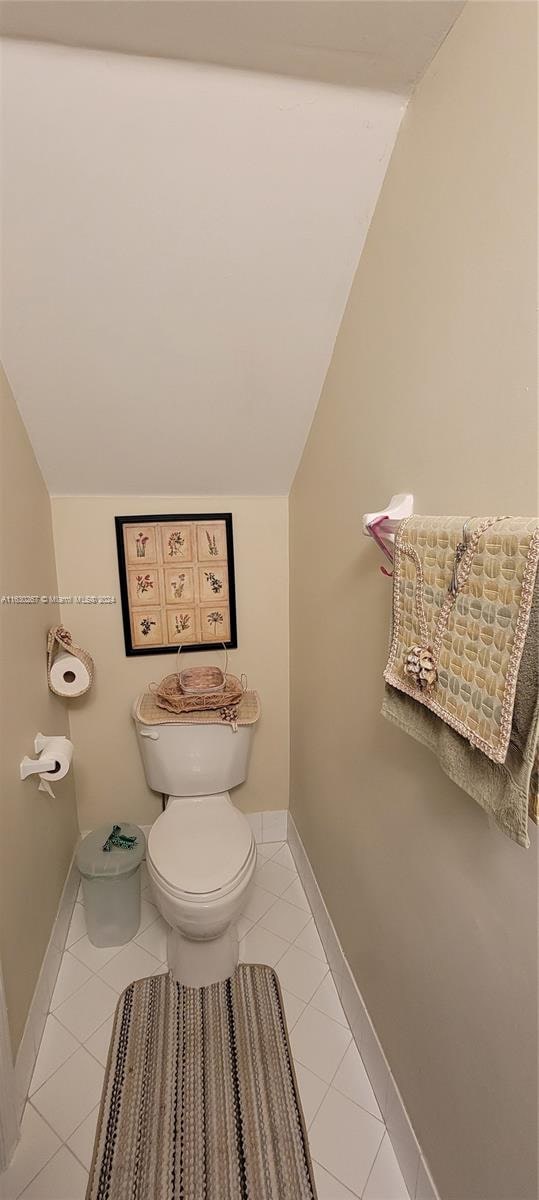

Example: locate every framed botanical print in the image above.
[115,513,237,656]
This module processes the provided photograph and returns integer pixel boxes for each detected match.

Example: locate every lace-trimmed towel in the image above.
[382,573,538,847]
[382,516,539,847]
[384,516,539,764]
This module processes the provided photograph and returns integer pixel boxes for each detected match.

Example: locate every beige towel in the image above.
[384,515,539,764]
[382,575,538,848]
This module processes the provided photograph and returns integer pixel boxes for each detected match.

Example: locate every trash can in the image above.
[76,823,146,947]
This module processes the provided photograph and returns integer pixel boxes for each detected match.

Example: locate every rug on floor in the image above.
[86,964,317,1200]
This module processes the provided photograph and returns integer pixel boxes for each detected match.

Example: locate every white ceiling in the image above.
[0,4,464,496]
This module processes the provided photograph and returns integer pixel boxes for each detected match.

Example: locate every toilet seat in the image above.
[147,793,254,900]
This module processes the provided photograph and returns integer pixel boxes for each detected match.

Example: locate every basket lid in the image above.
[179,666,225,695]
[76,823,145,878]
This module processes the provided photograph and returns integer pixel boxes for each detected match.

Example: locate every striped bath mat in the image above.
[86,965,317,1199]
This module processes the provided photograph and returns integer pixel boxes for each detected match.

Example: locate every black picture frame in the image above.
[115,512,238,656]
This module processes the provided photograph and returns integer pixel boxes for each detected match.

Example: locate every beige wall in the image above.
[0,367,78,1054]
[289,6,538,1200]
[51,496,289,830]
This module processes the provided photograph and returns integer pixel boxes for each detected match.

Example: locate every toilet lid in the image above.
[148,795,253,895]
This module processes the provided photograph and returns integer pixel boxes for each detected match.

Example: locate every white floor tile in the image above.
[50,953,92,1010]
[67,1106,100,1170]
[65,904,87,949]
[271,844,296,871]
[310,973,348,1027]
[282,876,311,912]
[239,925,289,968]
[29,1016,79,1096]
[291,1007,351,1084]
[259,898,311,942]
[256,841,284,861]
[293,1063,329,1128]
[363,1133,410,1200]
[135,916,168,961]
[138,898,159,932]
[241,885,277,924]
[294,918,327,962]
[20,1147,88,1199]
[309,1088,384,1198]
[279,988,306,1032]
[31,1047,104,1142]
[333,1043,382,1121]
[98,942,162,993]
[255,859,296,897]
[276,946,328,1003]
[54,975,118,1043]
[69,935,124,973]
[312,1160,359,1199]
[84,1016,114,1067]
[0,1105,60,1200]
[77,883,84,905]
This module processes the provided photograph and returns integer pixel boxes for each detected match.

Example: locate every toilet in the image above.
[132,710,258,987]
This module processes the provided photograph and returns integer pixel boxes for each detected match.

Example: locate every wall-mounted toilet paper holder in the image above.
[20,733,59,780]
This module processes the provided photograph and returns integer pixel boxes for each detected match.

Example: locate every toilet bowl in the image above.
[133,698,259,987]
[146,792,256,986]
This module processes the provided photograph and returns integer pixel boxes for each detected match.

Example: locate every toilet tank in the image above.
[132,710,255,797]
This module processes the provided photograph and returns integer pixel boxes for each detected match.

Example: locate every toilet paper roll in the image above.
[35,735,73,797]
[49,650,91,697]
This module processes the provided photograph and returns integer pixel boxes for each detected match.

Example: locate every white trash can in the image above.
[76,823,146,947]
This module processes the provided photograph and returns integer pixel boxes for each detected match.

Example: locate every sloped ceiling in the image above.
[0,1,465,92]
[0,3,464,495]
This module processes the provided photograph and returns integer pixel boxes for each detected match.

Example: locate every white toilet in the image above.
[133,714,257,987]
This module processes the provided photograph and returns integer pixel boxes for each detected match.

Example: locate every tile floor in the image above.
[0,840,409,1200]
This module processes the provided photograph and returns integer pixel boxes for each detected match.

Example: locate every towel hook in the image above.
[362,494,414,576]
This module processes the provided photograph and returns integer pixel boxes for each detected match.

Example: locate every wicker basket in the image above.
[177,645,228,694]
[151,672,244,715]
[179,665,225,695]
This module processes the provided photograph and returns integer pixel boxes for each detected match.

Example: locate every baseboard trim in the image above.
[287,814,439,1200]
[14,845,80,1119]
[0,961,18,1169]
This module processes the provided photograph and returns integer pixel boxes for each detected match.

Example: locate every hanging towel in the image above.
[384,515,539,763]
[382,572,538,846]
[382,517,539,847]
